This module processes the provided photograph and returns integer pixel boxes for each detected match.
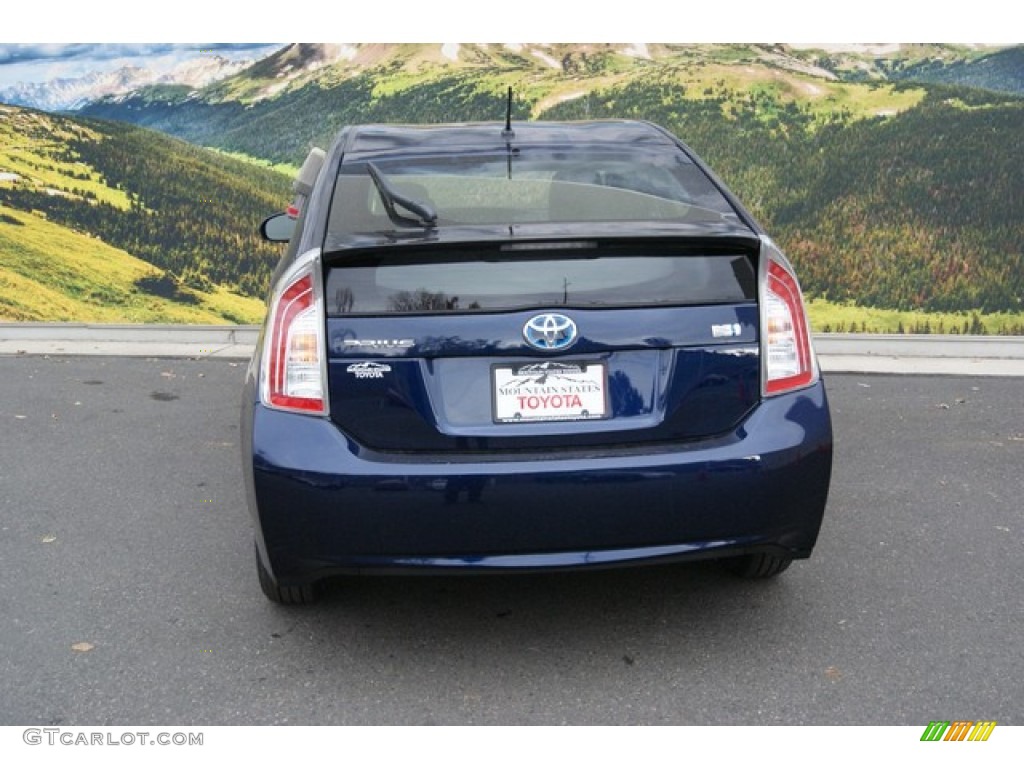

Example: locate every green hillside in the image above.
[83,44,940,166]
[884,46,1024,95]
[0,206,264,323]
[0,104,290,321]
[543,79,1024,317]
[12,44,1024,330]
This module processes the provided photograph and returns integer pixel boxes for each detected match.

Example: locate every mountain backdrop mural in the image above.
[1,43,1022,332]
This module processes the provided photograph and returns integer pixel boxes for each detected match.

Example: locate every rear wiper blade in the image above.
[366,162,437,229]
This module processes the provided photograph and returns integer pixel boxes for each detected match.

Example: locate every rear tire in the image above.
[722,552,793,578]
[255,542,317,604]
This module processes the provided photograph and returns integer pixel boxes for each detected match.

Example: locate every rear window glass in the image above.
[325,149,739,243]
[325,250,755,315]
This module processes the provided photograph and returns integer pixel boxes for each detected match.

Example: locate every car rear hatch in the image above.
[323,235,762,453]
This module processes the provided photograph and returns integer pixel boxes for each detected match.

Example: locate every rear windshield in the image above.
[325,248,756,315]
[325,148,739,241]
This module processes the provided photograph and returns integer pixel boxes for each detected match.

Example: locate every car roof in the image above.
[341,120,681,159]
[294,118,764,254]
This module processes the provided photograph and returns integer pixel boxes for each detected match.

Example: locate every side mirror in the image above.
[260,212,296,243]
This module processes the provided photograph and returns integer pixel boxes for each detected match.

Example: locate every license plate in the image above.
[492,361,608,423]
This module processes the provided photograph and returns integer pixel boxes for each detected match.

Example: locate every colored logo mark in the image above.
[920,721,996,742]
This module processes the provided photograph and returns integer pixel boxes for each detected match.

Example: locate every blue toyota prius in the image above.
[243,119,833,604]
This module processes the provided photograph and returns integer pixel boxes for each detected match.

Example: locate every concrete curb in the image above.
[813,333,1024,376]
[0,323,258,361]
[0,322,259,344]
[2,324,1023,376]
[813,333,1024,359]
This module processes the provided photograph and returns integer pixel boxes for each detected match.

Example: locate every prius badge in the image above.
[524,313,578,351]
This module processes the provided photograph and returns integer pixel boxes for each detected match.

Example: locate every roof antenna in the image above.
[501,86,514,139]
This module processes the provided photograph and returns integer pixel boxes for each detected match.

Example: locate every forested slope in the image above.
[0,105,290,310]
[8,44,1022,328]
[543,79,1024,314]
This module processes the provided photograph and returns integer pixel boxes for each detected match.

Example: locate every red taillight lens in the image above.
[262,265,326,414]
[764,258,815,396]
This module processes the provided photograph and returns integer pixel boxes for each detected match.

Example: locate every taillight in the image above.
[261,250,327,415]
[762,245,816,396]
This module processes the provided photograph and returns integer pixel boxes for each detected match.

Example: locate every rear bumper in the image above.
[242,379,832,585]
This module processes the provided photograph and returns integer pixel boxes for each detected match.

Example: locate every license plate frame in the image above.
[491,361,609,424]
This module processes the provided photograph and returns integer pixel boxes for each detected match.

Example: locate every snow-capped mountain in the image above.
[159,55,254,89]
[0,55,252,111]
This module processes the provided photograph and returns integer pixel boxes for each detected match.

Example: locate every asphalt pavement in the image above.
[0,355,1021,725]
